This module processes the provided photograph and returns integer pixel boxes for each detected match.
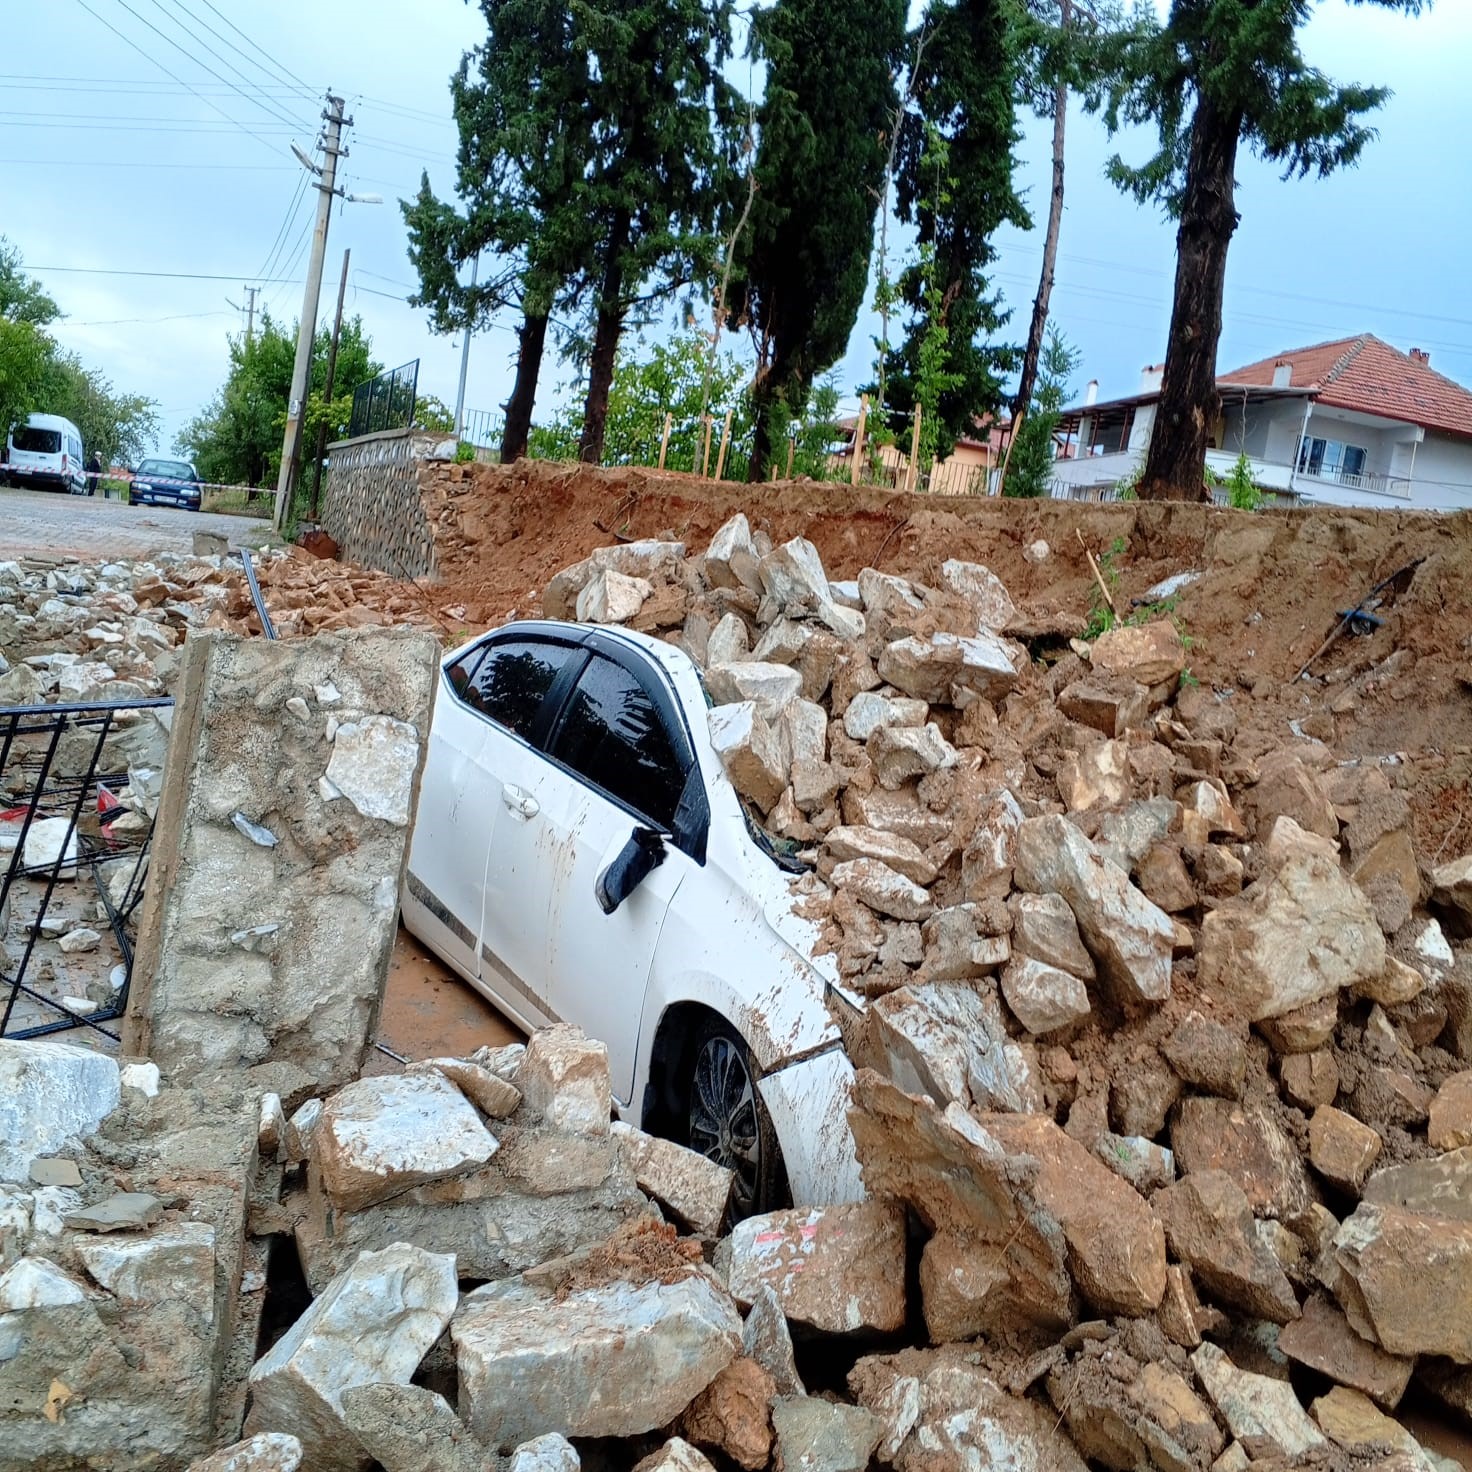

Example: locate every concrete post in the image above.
[124,628,440,1089]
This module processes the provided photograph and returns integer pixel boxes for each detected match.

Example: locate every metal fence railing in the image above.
[462,408,505,453]
[1,699,169,1040]
[348,360,420,439]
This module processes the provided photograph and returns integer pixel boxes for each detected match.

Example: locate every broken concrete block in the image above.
[1154,1171,1300,1323]
[1012,815,1174,1007]
[407,1057,522,1120]
[770,1396,884,1472]
[185,1433,304,1472]
[612,1121,733,1235]
[706,660,802,720]
[325,715,422,826]
[1000,956,1091,1035]
[1277,1293,1414,1410]
[76,1220,215,1316]
[708,702,787,812]
[825,825,936,885]
[867,980,1039,1113]
[831,858,933,922]
[939,558,1015,630]
[314,1072,500,1213]
[453,1272,741,1448]
[0,1039,120,1183]
[721,1201,906,1335]
[576,567,652,624]
[1333,1203,1472,1361]
[1191,1343,1325,1460]
[519,1025,611,1137]
[1429,1070,1472,1150]
[337,1383,492,1472]
[876,630,1017,703]
[245,1243,459,1472]
[1008,892,1095,981]
[867,722,957,789]
[1309,1105,1383,1193]
[1199,844,1384,1021]
[680,1356,774,1471]
[742,1283,804,1397]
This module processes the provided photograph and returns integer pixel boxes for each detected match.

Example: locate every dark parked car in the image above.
[130,458,201,510]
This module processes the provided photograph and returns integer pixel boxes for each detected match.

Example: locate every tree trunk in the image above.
[1013,0,1069,423]
[748,377,777,483]
[501,309,548,464]
[1140,95,1243,502]
[578,212,630,465]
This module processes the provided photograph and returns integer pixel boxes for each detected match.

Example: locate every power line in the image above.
[254,168,313,289]
[27,265,305,283]
[157,0,317,102]
[188,0,317,98]
[72,0,284,155]
[0,157,295,170]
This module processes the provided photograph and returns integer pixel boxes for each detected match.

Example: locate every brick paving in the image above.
[0,486,272,562]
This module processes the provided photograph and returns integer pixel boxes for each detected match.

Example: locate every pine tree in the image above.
[1097,0,1426,501]
[882,0,1030,460]
[1003,325,1080,497]
[729,0,907,481]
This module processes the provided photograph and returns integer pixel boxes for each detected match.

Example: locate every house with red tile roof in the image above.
[1051,335,1472,510]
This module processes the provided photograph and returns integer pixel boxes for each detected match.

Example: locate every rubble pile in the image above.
[0,548,439,707]
[531,517,1472,1468]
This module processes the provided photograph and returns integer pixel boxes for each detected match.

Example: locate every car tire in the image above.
[678,1014,789,1223]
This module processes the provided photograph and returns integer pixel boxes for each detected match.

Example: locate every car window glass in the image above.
[552,654,686,828]
[463,639,576,741]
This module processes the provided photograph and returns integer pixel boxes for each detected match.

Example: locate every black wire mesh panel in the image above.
[348,360,420,438]
[0,699,171,1041]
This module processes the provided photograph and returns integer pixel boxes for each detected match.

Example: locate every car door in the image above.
[407,634,578,1004]
[533,649,699,1104]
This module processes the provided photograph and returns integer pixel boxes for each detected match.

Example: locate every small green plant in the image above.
[1084,536,1128,639]
[1223,450,1263,510]
[1113,465,1141,502]
[453,439,476,464]
[1180,666,1200,689]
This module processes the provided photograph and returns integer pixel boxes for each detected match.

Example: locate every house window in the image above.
[1297,436,1368,481]
[1087,406,1135,456]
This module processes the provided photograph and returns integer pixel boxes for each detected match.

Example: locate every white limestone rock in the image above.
[324,715,421,827]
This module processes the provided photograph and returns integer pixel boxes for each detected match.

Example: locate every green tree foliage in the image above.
[1094,0,1425,500]
[728,0,907,481]
[0,239,157,465]
[1003,324,1079,498]
[176,314,378,488]
[413,394,457,433]
[882,0,1030,459]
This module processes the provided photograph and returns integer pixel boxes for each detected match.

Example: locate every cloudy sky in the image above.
[4,0,1469,455]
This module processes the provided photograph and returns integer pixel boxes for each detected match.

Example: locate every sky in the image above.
[3,0,1470,456]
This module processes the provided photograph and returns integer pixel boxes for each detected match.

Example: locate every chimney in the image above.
[1272,360,1292,387]
[1410,348,1430,365]
[1084,379,1099,407]
[1140,364,1164,393]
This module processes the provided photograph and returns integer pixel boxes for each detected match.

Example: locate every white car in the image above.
[402,619,864,1217]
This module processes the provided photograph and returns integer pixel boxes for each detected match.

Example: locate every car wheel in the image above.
[681,1015,788,1222]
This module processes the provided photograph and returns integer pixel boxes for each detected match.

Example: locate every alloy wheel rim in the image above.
[688,1034,761,1215]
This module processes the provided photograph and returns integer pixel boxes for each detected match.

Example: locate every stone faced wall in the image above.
[123,627,440,1089]
[320,429,450,581]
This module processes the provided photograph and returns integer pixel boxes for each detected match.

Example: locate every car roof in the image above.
[21,413,82,434]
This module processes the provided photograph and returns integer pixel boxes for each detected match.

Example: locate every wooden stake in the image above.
[1076,529,1115,614]
[700,415,714,478]
[995,410,1023,498]
[786,437,795,479]
[657,412,672,470]
[905,403,922,493]
[851,394,869,486]
[714,409,733,481]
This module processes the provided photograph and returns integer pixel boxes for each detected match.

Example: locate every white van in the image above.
[5,414,88,495]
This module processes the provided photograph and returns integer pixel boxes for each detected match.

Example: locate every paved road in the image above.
[0,485,273,562]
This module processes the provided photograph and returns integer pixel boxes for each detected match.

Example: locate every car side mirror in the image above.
[595,827,666,915]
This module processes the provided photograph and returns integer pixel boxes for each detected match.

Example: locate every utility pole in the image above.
[310,247,351,519]
[244,285,258,345]
[274,93,348,531]
[453,253,478,439]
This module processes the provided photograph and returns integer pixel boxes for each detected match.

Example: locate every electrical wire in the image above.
[156,0,317,103]
[0,157,294,170]
[26,265,305,282]
[188,0,318,98]
[254,166,313,288]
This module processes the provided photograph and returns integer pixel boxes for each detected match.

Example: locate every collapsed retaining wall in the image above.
[319,428,449,580]
[122,627,440,1090]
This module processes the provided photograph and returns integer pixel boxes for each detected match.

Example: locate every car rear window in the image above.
[137,460,194,480]
[551,654,686,829]
[460,638,577,741]
[13,428,61,454]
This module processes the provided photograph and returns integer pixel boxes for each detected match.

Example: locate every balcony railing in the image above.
[1298,463,1411,498]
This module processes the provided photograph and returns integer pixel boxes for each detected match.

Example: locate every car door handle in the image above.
[501,785,539,820]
